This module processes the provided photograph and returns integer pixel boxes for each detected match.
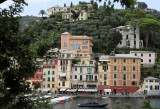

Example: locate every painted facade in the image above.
[47,5,70,17]
[98,53,141,94]
[141,76,160,95]
[114,25,143,49]
[130,51,157,67]
[42,58,58,93]
[61,32,93,54]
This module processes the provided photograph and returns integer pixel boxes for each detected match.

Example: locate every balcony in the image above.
[74,64,95,67]
[86,79,98,82]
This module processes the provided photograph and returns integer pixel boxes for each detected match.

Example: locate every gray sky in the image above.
[0,0,159,16]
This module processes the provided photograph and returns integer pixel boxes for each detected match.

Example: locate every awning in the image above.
[60,73,66,77]
[42,88,51,92]
[78,89,97,92]
[59,88,66,91]
[67,89,77,92]
[85,89,97,92]
[104,89,111,92]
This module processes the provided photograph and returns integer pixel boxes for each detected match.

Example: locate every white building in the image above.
[141,76,160,95]
[130,51,157,67]
[114,25,143,49]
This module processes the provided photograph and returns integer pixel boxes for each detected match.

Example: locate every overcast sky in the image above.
[0,0,159,16]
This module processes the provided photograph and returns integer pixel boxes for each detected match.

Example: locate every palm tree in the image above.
[142,99,152,109]
[39,10,46,17]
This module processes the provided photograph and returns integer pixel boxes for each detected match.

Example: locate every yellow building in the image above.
[98,52,141,94]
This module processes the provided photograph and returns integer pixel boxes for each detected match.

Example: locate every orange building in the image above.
[98,53,141,95]
[61,32,93,54]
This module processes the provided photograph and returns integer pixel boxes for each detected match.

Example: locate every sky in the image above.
[0,0,159,17]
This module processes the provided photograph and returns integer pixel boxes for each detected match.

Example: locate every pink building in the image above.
[130,51,157,67]
[144,8,156,13]
[61,32,93,53]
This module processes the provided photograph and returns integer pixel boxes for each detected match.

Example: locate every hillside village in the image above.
[21,1,160,97]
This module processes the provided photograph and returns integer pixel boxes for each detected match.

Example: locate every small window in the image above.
[114,59,116,62]
[104,74,107,80]
[141,59,143,62]
[124,59,126,62]
[52,66,55,68]
[123,81,126,86]
[133,74,135,79]
[77,41,79,43]
[90,61,93,64]
[75,67,77,71]
[52,71,54,75]
[52,84,54,88]
[141,54,143,57]
[36,75,39,78]
[126,35,128,39]
[149,54,151,57]
[62,82,65,86]
[104,81,106,85]
[41,75,42,78]
[48,84,50,88]
[72,41,74,43]
[114,66,116,70]
[48,77,50,81]
[133,66,135,71]
[149,59,151,63]
[100,74,102,78]
[75,75,77,79]
[48,71,50,75]
[135,53,137,56]
[52,77,54,81]
[43,78,45,81]
[100,82,102,85]
[123,66,126,70]
[114,74,116,78]
[133,59,135,63]
[114,81,116,86]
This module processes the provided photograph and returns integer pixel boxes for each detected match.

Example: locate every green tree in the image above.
[33,82,41,89]
[39,9,46,17]
[92,2,98,10]
[139,18,160,48]
[71,10,80,20]
[117,10,130,17]
[70,2,73,8]
[137,2,147,9]
[142,99,152,109]
[64,3,66,7]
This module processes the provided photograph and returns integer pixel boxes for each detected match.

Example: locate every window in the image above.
[66,60,68,65]
[141,59,143,62]
[123,74,126,80]
[114,59,116,62]
[75,75,77,79]
[90,61,93,64]
[80,67,82,73]
[134,35,136,39]
[114,81,116,86]
[135,53,137,56]
[59,82,60,86]
[83,40,88,44]
[104,81,106,85]
[71,45,80,49]
[72,41,74,43]
[100,74,102,78]
[43,78,45,81]
[48,77,50,81]
[150,85,152,90]
[149,80,153,82]
[155,85,159,90]
[81,12,83,16]
[82,46,88,49]
[48,71,50,75]
[123,81,126,86]
[114,66,116,70]
[52,84,54,88]
[155,80,159,82]
[82,61,85,64]
[48,84,50,88]
[126,35,128,39]
[120,41,122,44]
[62,82,65,86]
[114,74,116,78]
[134,41,136,45]
[75,67,77,71]
[100,82,102,85]
[103,66,107,71]
[141,54,143,57]
[52,66,55,68]
[149,59,151,63]
[132,81,137,85]
[67,54,70,58]
[62,54,64,57]
[95,76,97,81]
[133,66,135,71]
[149,54,151,57]
[52,71,54,75]
[123,66,126,70]
[52,77,54,81]
[64,40,66,44]
[87,68,92,73]
[133,74,135,79]
[36,75,39,78]
[41,75,42,78]
[104,74,107,80]
[80,75,82,80]
[124,59,126,62]
[133,59,135,63]
[63,67,65,71]
[77,41,79,43]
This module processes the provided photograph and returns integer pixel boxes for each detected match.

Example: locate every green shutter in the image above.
[104,74,107,80]
[48,71,50,75]
[114,74,116,78]
[123,81,126,86]
[133,66,135,71]
[100,82,102,85]
[123,74,126,80]
[124,59,126,62]
[114,66,116,70]
[52,77,54,81]
[52,84,54,88]
[63,67,65,71]
[133,74,135,79]
[104,81,106,85]
[123,66,126,70]
[48,84,50,88]
[133,59,135,63]
[48,77,50,81]
[52,71,54,75]
[36,75,38,78]
[114,59,116,62]
[114,81,116,86]
[43,78,45,81]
